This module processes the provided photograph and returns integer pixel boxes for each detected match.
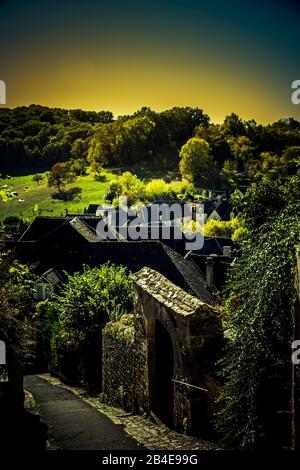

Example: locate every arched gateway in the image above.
[132,267,222,438]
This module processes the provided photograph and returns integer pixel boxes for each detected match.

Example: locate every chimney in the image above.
[223,246,232,257]
[206,256,214,288]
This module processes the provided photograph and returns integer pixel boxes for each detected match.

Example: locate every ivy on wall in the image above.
[216,177,300,449]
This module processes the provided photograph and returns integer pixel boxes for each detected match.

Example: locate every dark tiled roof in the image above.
[38,268,62,285]
[85,204,100,214]
[12,235,217,305]
[188,237,235,256]
[214,201,232,220]
[162,244,216,305]
[203,201,217,216]
[69,217,100,243]
[18,215,104,244]
[19,216,66,241]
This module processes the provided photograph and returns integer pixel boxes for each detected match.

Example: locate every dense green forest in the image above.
[1,105,300,190]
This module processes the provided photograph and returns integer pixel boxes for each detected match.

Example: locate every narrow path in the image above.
[24,375,143,450]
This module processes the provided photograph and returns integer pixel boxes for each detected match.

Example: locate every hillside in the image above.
[0,169,114,221]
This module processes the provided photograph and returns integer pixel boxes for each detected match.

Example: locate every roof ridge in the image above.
[132,267,211,315]
[69,217,100,242]
[161,244,216,305]
[19,218,68,242]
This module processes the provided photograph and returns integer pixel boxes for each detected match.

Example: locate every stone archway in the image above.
[152,319,174,426]
[132,267,222,437]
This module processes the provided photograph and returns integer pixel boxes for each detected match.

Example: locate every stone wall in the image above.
[102,314,149,413]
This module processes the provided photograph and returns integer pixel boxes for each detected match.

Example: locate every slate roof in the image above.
[18,215,103,244]
[19,216,66,242]
[69,217,100,243]
[12,235,217,305]
[186,237,235,256]
[213,200,233,221]
[13,216,220,306]
[37,268,62,286]
[85,204,100,214]
[202,201,217,217]
[162,245,216,305]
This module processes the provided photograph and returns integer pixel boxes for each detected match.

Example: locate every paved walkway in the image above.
[25,374,219,450]
[24,375,142,450]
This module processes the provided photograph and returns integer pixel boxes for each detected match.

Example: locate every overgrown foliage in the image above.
[204,217,242,240]
[0,247,34,365]
[36,263,133,392]
[216,176,300,449]
[104,171,196,206]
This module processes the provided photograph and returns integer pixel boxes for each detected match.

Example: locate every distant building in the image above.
[185,237,238,290]
[33,268,62,300]
[84,204,100,215]
[206,200,234,222]
[10,216,218,305]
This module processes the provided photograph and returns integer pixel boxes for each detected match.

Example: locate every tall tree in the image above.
[179,137,217,186]
[47,162,75,197]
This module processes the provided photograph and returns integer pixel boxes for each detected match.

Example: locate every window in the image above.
[34,283,54,300]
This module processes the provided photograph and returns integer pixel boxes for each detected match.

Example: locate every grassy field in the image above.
[0,169,114,222]
[0,158,179,222]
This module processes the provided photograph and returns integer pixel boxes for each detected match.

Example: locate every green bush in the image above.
[39,263,133,391]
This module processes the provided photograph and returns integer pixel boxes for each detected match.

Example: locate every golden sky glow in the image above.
[1,0,300,123]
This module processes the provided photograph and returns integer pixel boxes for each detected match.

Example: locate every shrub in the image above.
[204,219,232,237]
[40,263,133,392]
[145,179,170,201]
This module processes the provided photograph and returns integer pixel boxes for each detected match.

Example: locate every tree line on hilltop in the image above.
[0,104,300,190]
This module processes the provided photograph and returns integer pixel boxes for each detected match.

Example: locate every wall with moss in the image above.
[102,314,149,413]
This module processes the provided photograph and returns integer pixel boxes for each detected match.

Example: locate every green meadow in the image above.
[0,158,179,223]
[0,169,115,222]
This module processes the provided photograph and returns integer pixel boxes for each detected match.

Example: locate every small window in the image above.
[34,283,54,300]
[223,246,232,257]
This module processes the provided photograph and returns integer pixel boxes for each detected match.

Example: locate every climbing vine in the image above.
[216,177,300,449]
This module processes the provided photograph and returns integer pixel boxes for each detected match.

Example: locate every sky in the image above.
[1,0,300,123]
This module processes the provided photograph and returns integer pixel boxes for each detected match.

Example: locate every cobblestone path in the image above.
[35,373,220,450]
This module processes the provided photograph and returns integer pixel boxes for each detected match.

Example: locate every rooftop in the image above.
[69,217,100,243]
[37,268,62,285]
[132,267,213,316]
